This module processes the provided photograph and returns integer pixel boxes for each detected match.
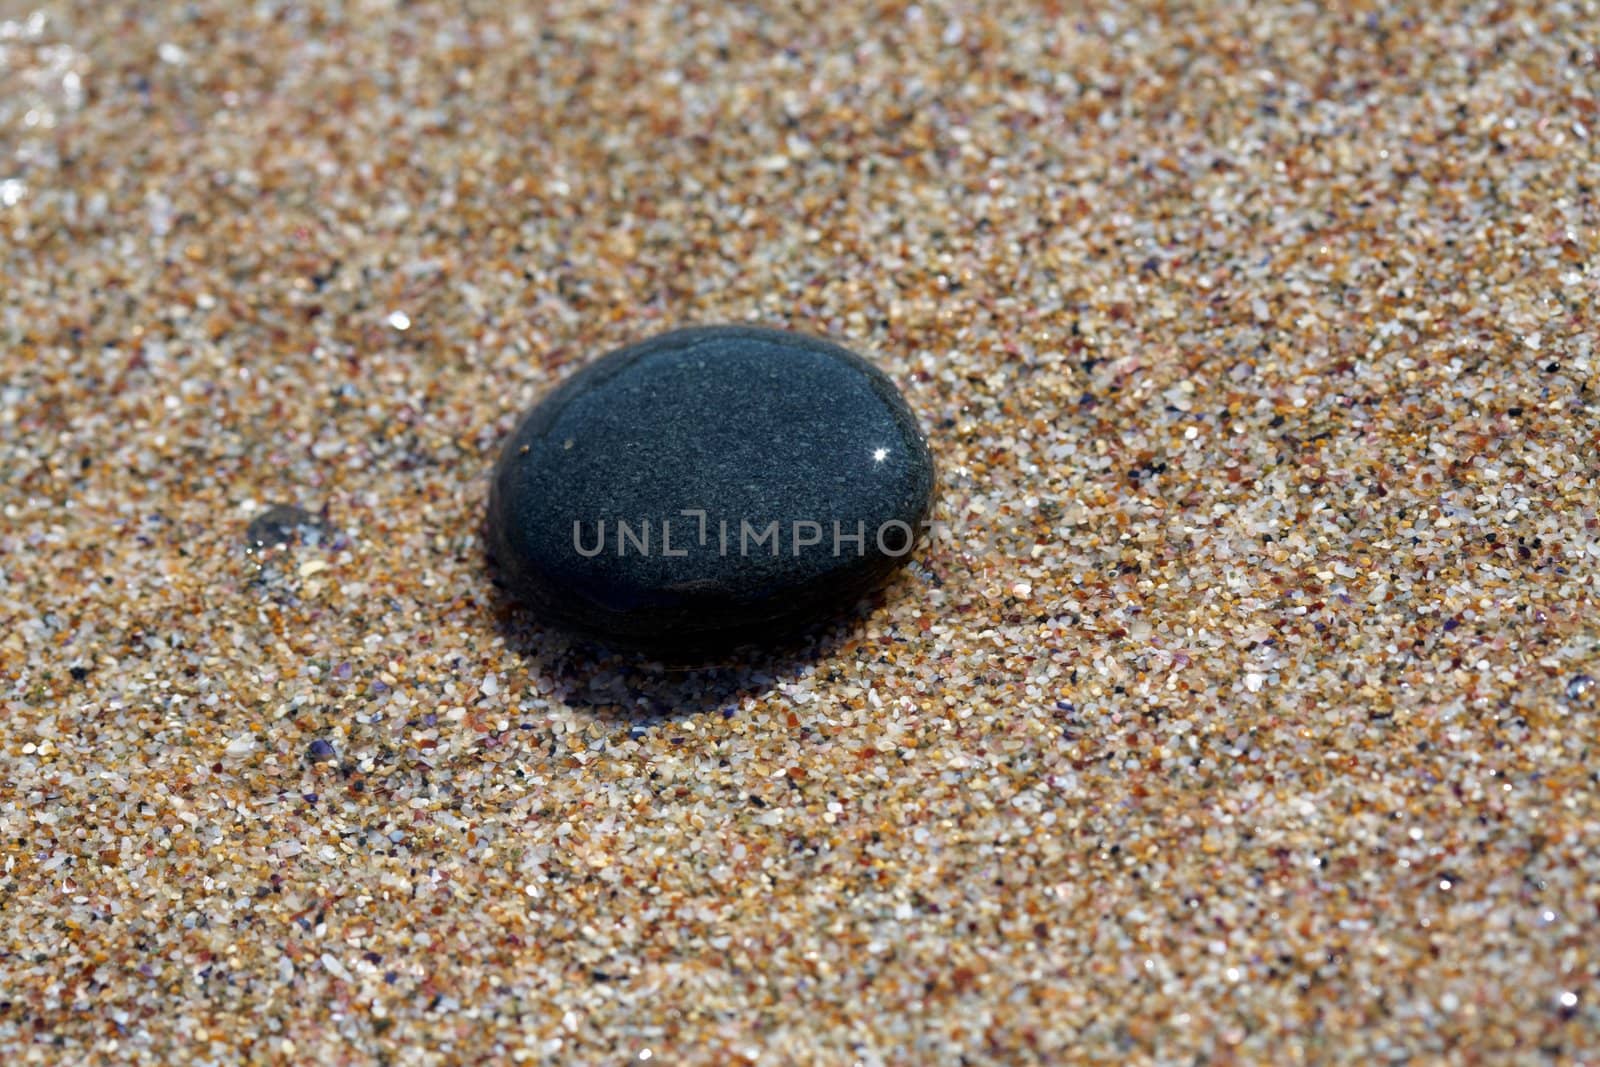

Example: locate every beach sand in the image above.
[2,1,1597,1062]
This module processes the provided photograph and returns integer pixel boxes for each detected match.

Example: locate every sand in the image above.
[2,1,1598,1063]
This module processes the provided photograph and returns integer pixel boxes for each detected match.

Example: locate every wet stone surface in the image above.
[486,326,936,655]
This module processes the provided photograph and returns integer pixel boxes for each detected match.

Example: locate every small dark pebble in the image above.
[306,739,338,763]
[1567,675,1595,700]
[245,503,326,552]
[486,325,936,655]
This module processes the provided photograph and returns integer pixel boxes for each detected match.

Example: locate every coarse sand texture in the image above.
[2,2,1598,1063]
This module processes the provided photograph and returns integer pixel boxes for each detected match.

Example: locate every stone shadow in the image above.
[485,563,880,727]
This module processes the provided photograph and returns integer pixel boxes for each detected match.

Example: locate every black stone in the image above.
[305,739,338,763]
[486,325,935,655]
